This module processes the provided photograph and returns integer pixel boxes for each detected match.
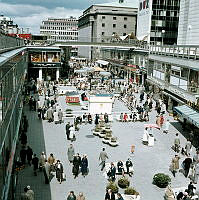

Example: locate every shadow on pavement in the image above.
[170,121,199,148]
[15,105,52,200]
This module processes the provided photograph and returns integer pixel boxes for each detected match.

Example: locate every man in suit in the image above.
[105,189,115,200]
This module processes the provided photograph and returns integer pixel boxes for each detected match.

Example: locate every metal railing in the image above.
[0,33,25,52]
[150,45,199,60]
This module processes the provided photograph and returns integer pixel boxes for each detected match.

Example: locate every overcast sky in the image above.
[0,0,113,34]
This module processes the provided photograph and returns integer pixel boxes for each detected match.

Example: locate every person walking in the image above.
[26,185,34,200]
[183,155,192,178]
[95,114,99,125]
[39,152,46,171]
[81,154,88,177]
[58,109,63,124]
[126,158,133,177]
[55,160,64,184]
[163,119,170,134]
[20,147,27,165]
[77,192,85,200]
[26,146,33,166]
[105,189,115,200]
[67,144,75,163]
[67,191,76,200]
[110,162,116,181]
[47,153,55,173]
[170,154,180,177]
[69,125,75,142]
[66,122,71,140]
[174,133,180,153]
[99,148,109,171]
[43,160,50,184]
[32,154,39,176]
[185,139,192,156]
[73,153,81,178]
[21,187,29,200]
[104,113,109,123]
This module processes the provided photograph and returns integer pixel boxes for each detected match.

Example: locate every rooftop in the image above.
[95,0,138,8]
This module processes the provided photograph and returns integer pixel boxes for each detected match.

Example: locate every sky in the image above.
[0,0,114,34]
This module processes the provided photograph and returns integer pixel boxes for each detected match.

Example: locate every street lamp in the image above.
[162,30,165,46]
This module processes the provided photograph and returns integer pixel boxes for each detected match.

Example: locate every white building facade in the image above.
[40,17,78,42]
[78,0,138,59]
[177,0,199,45]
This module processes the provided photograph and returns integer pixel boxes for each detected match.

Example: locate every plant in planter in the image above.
[111,137,117,143]
[124,187,139,196]
[106,182,119,193]
[153,173,171,188]
[118,177,130,189]
[65,109,73,113]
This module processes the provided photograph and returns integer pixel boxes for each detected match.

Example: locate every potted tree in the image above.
[109,137,119,147]
[124,187,140,200]
[65,109,73,117]
[102,132,112,144]
[106,182,119,194]
[153,173,171,188]
[118,177,130,189]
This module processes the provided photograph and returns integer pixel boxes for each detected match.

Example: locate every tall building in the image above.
[137,0,180,45]
[40,17,78,42]
[78,0,138,59]
[0,15,18,34]
[177,0,199,45]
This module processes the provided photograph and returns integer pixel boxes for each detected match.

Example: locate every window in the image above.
[102,16,105,19]
[124,17,127,21]
[102,23,105,27]
[102,32,105,36]
[112,32,116,35]
[113,24,116,28]
[123,33,126,36]
[124,24,127,28]
[113,17,117,20]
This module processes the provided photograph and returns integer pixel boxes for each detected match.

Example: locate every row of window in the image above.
[101,16,128,21]
[102,23,127,28]
[43,22,77,26]
[102,32,127,36]
[40,26,78,30]
[40,31,78,36]
[50,36,78,40]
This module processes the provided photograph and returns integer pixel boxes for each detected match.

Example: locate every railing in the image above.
[0,33,25,52]
[150,45,199,60]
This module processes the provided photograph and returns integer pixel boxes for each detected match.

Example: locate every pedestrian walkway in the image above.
[15,106,52,200]
[15,93,199,200]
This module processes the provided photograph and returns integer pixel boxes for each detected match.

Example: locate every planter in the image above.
[93,131,100,136]
[106,182,119,194]
[118,177,130,189]
[122,194,140,200]
[153,173,171,188]
[102,138,110,144]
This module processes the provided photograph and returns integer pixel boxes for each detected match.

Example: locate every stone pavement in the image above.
[16,93,199,200]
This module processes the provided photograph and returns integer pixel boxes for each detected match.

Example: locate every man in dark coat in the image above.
[32,154,39,176]
[20,148,27,165]
[26,146,33,166]
[104,113,109,123]
[105,189,115,200]
[183,155,192,178]
[95,114,99,125]
[55,160,64,184]
[81,155,88,177]
[73,153,81,178]
[65,122,71,140]
[110,162,116,182]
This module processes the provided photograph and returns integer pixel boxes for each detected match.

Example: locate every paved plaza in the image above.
[16,91,198,200]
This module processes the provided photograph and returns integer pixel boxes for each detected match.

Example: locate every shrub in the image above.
[124,187,139,196]
[111,137,117,142]
[65,109,73,113]
[118,177,130,189]
[106,182,119,193]
[153,173,171,188]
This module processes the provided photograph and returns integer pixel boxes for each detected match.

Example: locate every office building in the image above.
[177,0,199,45]
[78,0,138,59]
[137,0,180,45]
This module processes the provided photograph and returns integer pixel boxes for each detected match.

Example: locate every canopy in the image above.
[93,66,105,72]
[74,69,87,73]
[174,105,199,128]
[99,71,111,77]
[96,60,109,65]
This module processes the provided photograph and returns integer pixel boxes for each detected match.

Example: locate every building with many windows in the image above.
[137,0,180,45]
[40,17,78,56]
[177,0,199,45]
[78,0,138,59]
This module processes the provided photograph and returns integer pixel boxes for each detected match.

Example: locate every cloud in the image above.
[0,2,82,34]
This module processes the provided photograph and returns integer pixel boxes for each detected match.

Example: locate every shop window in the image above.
[124,24,127,28]
[113,24,116,28]
[124,17,127,21]
[113,17,117,20]
[102,16,105,19]
[102,23,105,27]
[181,67,189,79]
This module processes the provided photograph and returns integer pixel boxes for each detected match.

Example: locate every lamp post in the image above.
[161,29,165,46]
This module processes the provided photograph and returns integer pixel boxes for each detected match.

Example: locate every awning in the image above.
[174,105,199,128]
[96,60,109,65]
[93,66,105,72]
